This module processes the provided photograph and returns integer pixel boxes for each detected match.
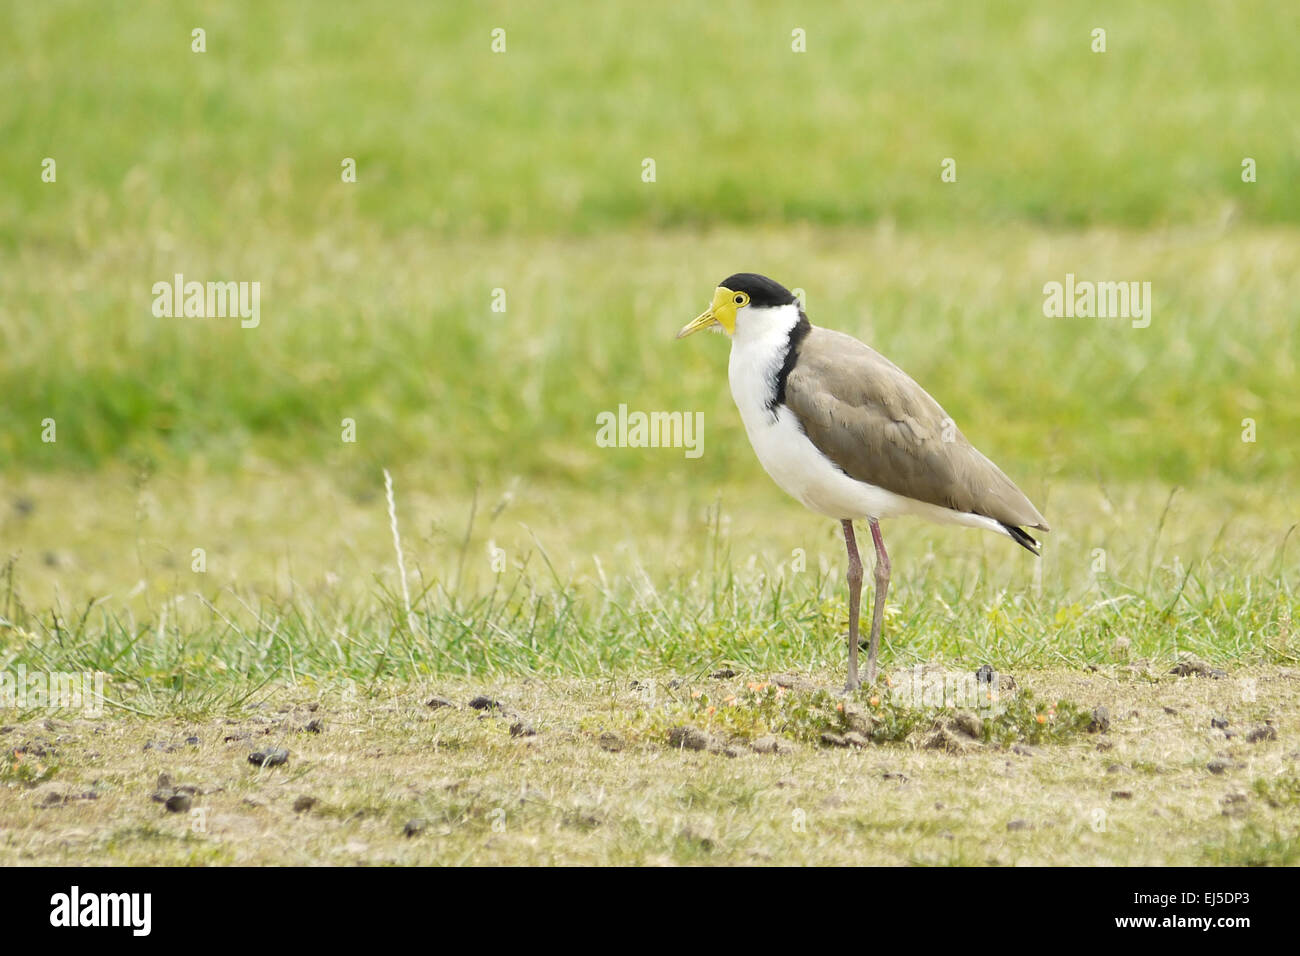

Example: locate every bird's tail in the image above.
[1000,523,1042,556]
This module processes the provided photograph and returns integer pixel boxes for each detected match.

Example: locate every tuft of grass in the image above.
[1,751,59,788]
[1201,826,1300,866]
[1252,775,1300,809]
[618,680,1096,749]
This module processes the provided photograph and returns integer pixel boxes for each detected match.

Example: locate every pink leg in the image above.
[841,520,863,691]
[865,518,891,683]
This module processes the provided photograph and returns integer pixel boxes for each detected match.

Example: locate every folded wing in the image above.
[783,328,1049,532]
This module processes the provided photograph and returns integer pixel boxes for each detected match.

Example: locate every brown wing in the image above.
[783,328,1049,531]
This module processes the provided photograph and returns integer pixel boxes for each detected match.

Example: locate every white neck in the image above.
[727,303,804,421]
[731,302,803,349]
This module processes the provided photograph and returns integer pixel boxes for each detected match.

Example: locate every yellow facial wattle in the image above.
[676,286,749,339]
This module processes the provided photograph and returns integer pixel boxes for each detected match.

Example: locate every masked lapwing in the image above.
[677,273,1048,691]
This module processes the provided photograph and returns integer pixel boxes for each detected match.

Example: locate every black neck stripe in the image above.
[768,310,812,413]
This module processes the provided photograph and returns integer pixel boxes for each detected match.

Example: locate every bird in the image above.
[677,273,1048,691]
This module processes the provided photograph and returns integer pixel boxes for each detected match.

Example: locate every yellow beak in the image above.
[676,287,738,339]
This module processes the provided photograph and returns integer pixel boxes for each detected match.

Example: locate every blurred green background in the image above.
[2,0,1297,488]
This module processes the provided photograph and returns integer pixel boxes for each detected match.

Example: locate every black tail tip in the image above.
[1001,524,1042,556]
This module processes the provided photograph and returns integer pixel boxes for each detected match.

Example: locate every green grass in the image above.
[4,0,1298,243]
[3,226,1298,481]
[1,473,1295,695]
[2,2,1299,480]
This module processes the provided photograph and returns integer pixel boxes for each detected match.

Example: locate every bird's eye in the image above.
[734,294,746,306]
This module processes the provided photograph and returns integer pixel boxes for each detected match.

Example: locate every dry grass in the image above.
[3,666,1297,865]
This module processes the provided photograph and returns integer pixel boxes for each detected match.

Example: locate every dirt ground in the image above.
[2,666,1297,865]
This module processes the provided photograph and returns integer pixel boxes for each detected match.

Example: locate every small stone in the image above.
[1011,744,1038,757]
[820,732,849,748]
[598,732,624,752]
[750,735,783,755]
[1111,790,1133,800]
[770,673,818,694]
[34,783,97,807]
[249,748,289,768]
[1162,706,1178,715]
[974,664,995,684]
[1246,725,1277,744]
[1087,706,1111,734]
[510,721,536,738]
[1170,658,1227,679]
[1211,716,1229,730]
[468,696,501,711]
[425,696,457,710]
[303,720,324,734]
[1007,819,1032,831]
[156,773,172,789]
[882,771,908,781]
[723,745,748,758]
[923,723,975,753]
[164,793,192,813]
[843,703,874,736]
[953,711,983,739]
[1220,792,1248,817]
[843,732,870,748]
[668,726,715,752]
[710,668,738,679]
[293,795,317,813]
[1207,757,1232,775]
[402,819,427,838]
[185,736,200,746]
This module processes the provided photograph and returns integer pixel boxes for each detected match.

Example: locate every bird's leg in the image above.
[865,518,891,684]
[841,519,863,692]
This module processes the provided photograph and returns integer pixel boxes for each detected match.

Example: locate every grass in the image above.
[4,0,1298,243]
[1,470,1296,691]
[2,2,1298,864]
[3,226,1299,481]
